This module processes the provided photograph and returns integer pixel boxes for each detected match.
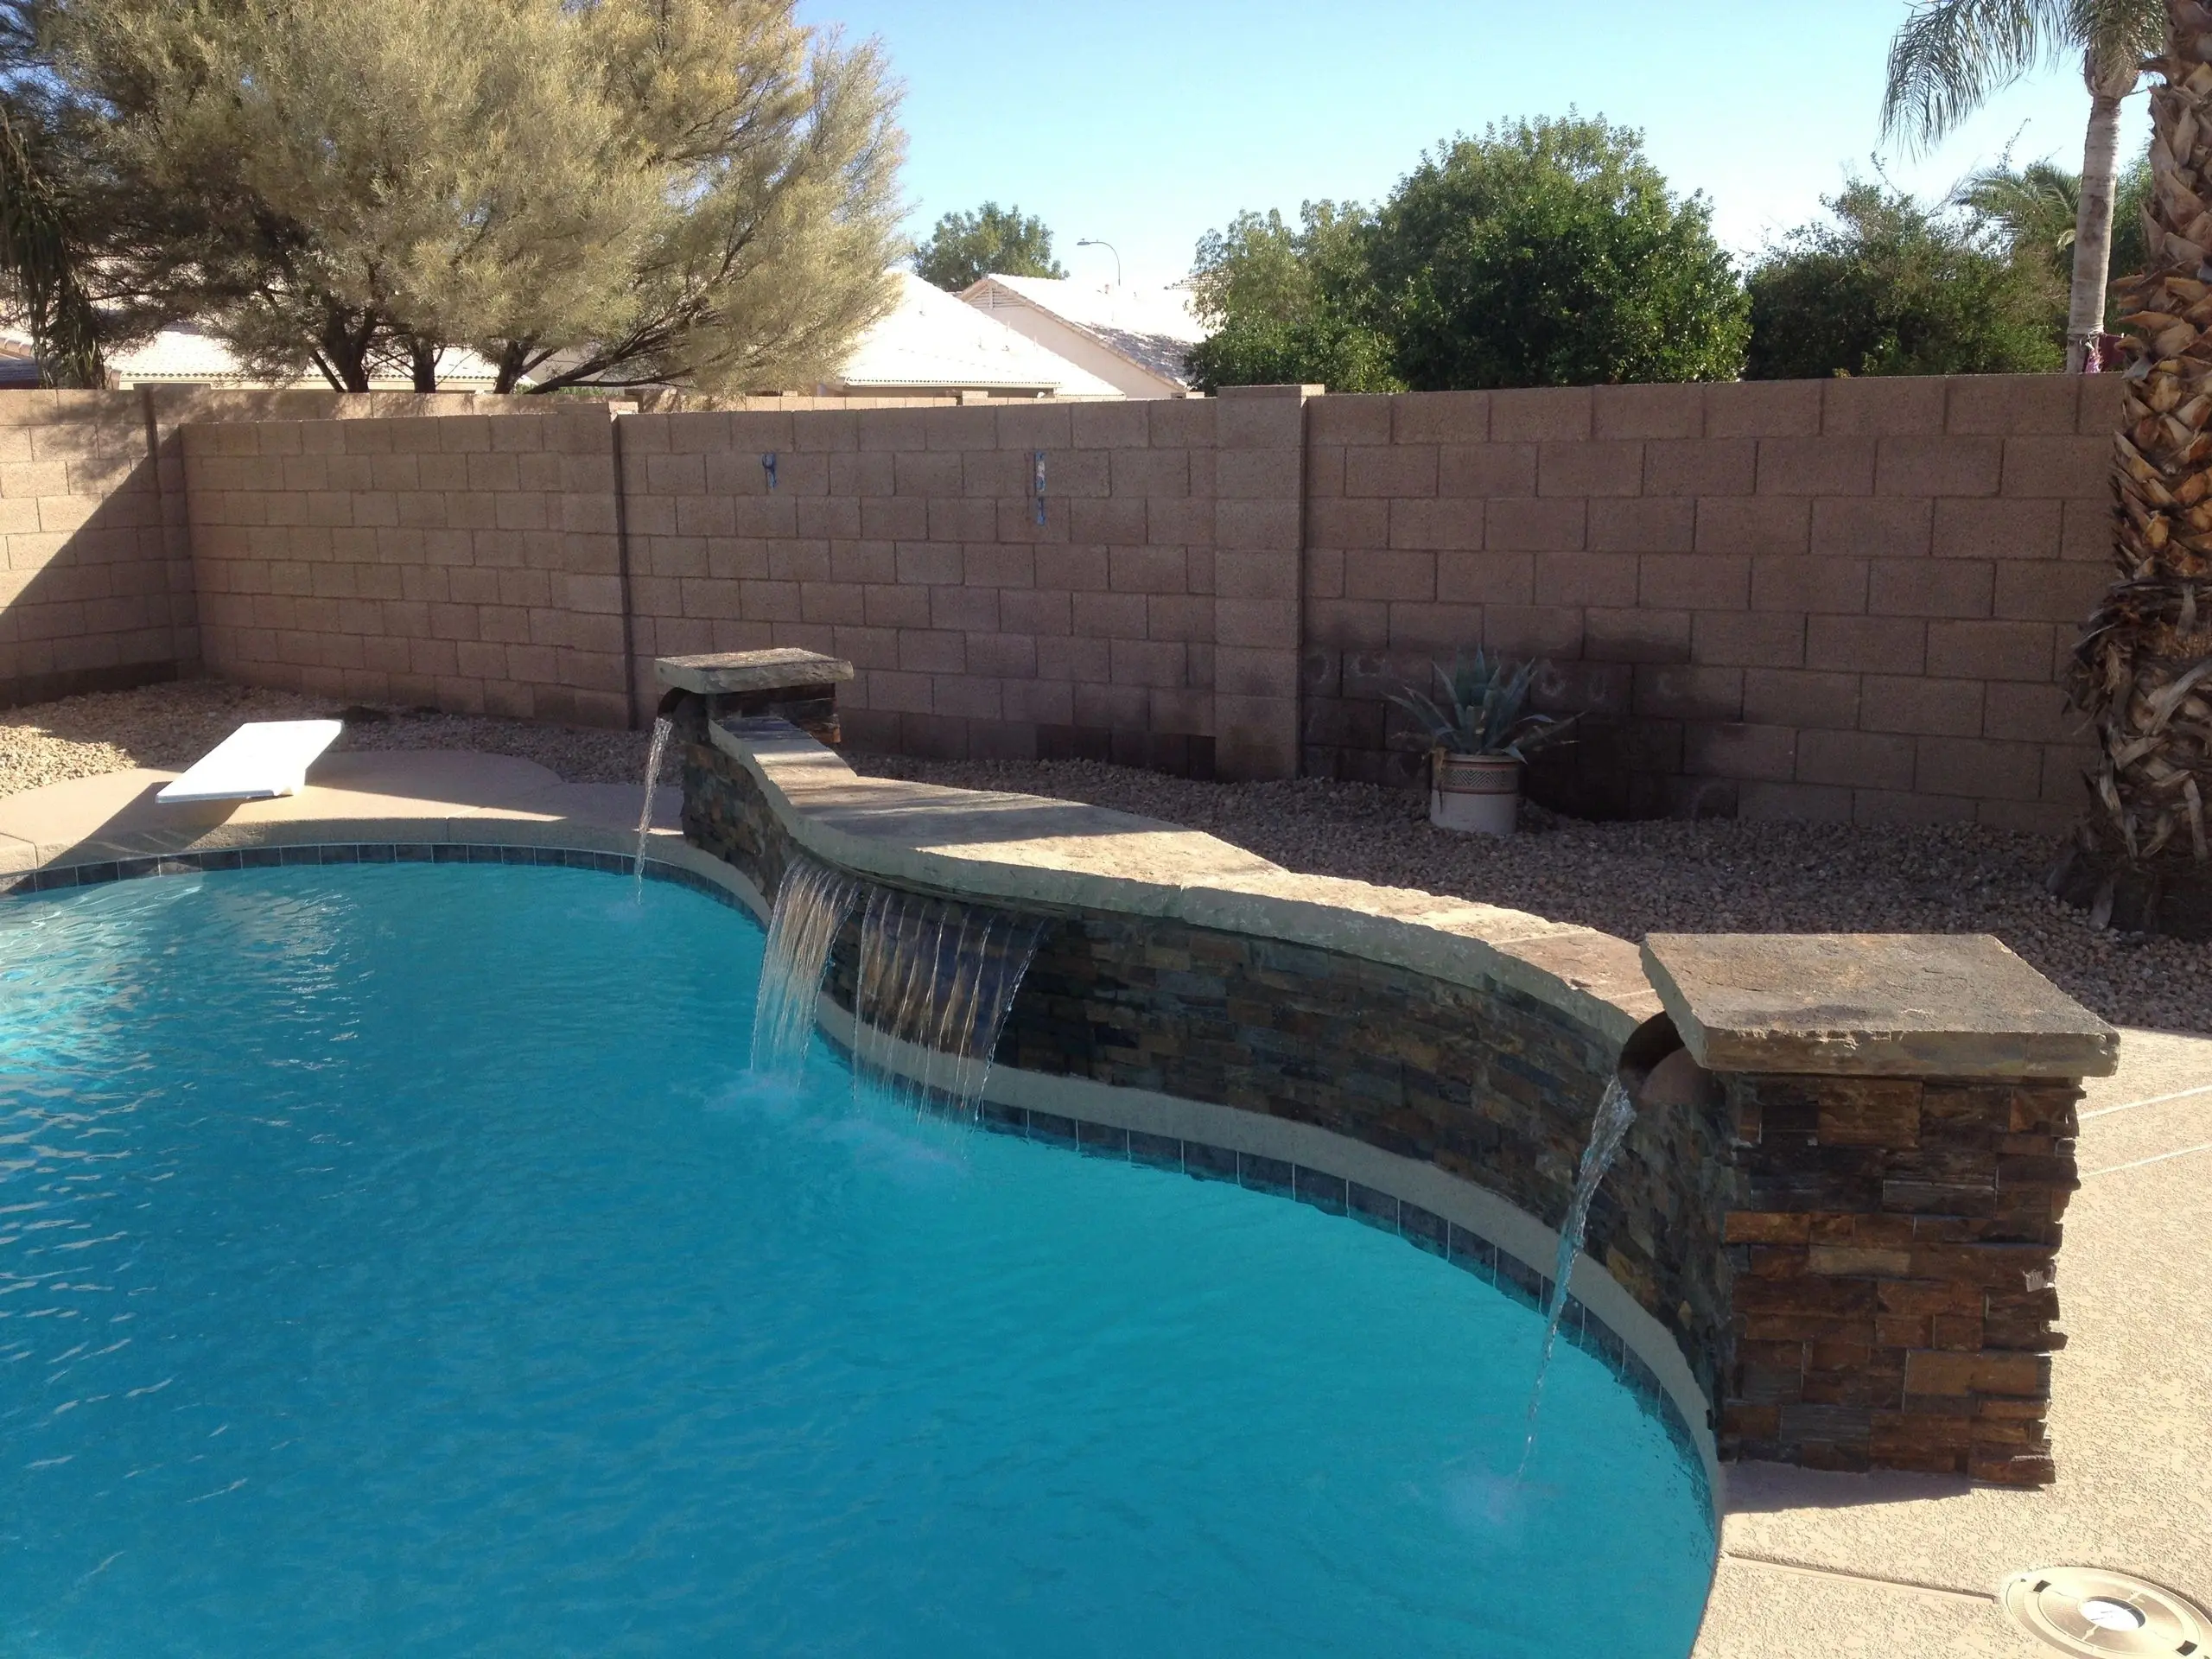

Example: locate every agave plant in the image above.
[1386,650,1571,760]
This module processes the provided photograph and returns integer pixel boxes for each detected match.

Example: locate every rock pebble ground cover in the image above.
[3,682,2202,1033]
[849,754,2212,1038]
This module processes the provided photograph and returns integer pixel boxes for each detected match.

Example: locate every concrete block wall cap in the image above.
[1640,931,2120,1079]
[708,718,1654,1045]
[653,648,855,695]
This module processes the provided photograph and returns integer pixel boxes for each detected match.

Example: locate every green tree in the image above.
[912,202,1065,292]
[1883,0,2163,369]
[22,0,905,392]
[1185,203,1399,392]
[1744,182,2064,378]
[0,101,102,387]
[1364,115,1749,390]
[1957,146,2152,315]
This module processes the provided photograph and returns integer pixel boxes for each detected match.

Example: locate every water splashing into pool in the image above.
[1519,1075,1637,1476]
[632,715,675,887]
[749,857,862,1077]
[853,886,1043,1119]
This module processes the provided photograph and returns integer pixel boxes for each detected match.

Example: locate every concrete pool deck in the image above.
[0,750,2205,1656]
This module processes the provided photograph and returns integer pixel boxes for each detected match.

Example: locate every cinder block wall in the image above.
[168,375,2122,829]
[1304,376,2114,831]
[0,392,180,707]
[619,389,1303,779]
[0,388,575,711]
[183,410,631,725]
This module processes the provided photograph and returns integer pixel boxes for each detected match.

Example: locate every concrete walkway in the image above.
[0,751,683,870]
[0,752,2204,1656]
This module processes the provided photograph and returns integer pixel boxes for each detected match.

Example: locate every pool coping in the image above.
[4,752,2206,1659]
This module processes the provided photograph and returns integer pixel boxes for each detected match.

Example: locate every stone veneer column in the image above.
[1211,385,1318,781]
[1642,934,2116,1486]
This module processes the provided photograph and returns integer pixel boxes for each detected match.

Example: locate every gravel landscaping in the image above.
[3,680,2204,1033]
[847,753,2212,1037]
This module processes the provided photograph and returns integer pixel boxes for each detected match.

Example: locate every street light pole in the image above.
[1076,238,1121,288]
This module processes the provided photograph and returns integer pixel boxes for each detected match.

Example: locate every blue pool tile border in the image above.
[0,837,1715,1521]
[970,1096,1713,1512]
[0,843,747,909]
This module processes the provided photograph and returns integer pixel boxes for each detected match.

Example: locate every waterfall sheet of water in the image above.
[1517,1075,1638,1477]
[748,858,863,1078]
[632,715,676,887]
[851,886,1043,1122]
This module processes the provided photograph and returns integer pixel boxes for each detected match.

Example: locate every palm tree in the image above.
[1958,149,2153,323]
[1885,0,2164,372]
[2054,1,2212,933]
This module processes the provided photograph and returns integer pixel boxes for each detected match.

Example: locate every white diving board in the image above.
[156,719,345,805]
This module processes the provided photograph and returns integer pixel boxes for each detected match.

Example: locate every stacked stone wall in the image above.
[1716,1071,2075,1485]
[676,727,2089,1484]
[677,731,1739,1421]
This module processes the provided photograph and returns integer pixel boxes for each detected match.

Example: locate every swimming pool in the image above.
[0,862,1713,1656]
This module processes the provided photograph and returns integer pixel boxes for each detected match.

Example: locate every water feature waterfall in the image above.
[748,858,862,1077]
[851,886,1043,1120]
[632,715,676,887]
[743,856,1044,1120]
[1518,1076,1638,1476]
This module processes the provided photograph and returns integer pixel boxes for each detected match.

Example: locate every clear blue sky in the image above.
[798,0,2151,289]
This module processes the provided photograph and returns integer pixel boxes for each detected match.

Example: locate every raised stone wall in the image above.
[677,721,1737,1434]
[1644,932,2106,1486]
[672,713,2117,1485]
[1716,1071,2075,1484]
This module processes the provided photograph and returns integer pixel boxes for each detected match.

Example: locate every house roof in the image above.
[0,321,507,390]
[959,276,1205,390]
[830,271,1122,397]
[105,324,506,389]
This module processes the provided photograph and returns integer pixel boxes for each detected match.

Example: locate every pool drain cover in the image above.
[1999,1567,2208,1656]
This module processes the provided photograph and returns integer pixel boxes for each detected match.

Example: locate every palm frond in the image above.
[1882,0,2079,149]
[2072,0,2164,90]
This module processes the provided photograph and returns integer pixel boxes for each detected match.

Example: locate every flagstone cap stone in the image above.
[654,648,854,696]
[1641,932,2119,1080]
[708,715,1662,1046]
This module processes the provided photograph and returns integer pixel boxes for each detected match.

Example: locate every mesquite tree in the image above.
[0,101,99,386]
[2063,0,2212,929]
[22,0,906,394]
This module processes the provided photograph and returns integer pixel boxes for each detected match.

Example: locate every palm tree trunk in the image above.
[2059,4,2212,935]
[2066,72,2128,371]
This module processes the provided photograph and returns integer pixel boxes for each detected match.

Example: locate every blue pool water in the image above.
[0,865,1713,1656]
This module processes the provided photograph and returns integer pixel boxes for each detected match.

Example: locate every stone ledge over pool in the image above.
[679,704,2119,1492]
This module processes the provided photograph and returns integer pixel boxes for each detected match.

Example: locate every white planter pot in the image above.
[1429,752,1521,836]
